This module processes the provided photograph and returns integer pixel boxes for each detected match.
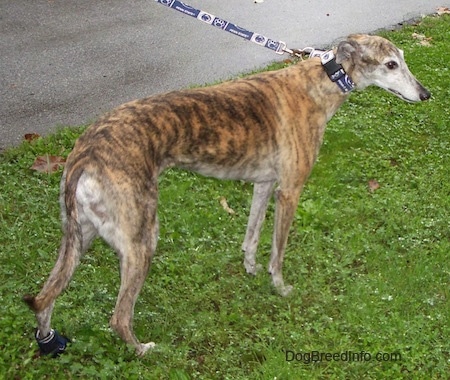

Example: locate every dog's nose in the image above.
[420,89,431,101]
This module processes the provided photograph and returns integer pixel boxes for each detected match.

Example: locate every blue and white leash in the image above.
[154,0,355,93]
[154,0,319,57]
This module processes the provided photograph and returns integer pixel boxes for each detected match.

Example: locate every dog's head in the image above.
[335,34,430,102]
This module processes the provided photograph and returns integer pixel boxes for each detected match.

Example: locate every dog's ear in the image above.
[335,40,358,64]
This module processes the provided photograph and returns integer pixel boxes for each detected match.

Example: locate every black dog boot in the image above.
[35,329,70,357]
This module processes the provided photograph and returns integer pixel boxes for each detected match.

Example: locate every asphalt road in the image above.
[1,0,448,151]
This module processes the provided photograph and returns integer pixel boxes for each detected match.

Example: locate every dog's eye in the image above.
[386,61,398,70]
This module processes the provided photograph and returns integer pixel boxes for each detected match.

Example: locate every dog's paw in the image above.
[35,329,70,357]
[277,285,293,297]
[136,342,156,356]
[244,261,263,275]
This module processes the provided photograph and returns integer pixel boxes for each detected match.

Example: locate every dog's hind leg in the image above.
[242,181,275,275]
[106,196,159,356]
[31,226,96,356]
[24,189,98,355]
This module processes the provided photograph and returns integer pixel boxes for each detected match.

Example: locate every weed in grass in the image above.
[1,15,449,379]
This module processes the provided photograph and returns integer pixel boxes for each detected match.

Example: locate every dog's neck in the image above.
[320,50,355,94]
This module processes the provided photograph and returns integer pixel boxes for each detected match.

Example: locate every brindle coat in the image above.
[25,34,430,355]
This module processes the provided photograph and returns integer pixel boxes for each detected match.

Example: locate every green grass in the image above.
[1,14,449,380]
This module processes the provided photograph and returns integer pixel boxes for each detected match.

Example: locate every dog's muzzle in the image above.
[35,329,70,357]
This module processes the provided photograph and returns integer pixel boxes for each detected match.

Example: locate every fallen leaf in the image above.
[219,196,236,215]
[389,158,399,167]
[368,179,380,193]
[412,32,432,46]
[436,6,450,15]
[24,133,41,142]
[30,154,66,174]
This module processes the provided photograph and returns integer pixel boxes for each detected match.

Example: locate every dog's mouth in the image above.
[387,88,418,103]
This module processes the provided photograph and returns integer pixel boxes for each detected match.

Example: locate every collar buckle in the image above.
[320,51,355,93]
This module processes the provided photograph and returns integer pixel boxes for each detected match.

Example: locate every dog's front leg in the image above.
[242,181,275,275]
[269,187,302,296]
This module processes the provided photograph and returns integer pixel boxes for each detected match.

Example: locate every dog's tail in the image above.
[24,164,85,313]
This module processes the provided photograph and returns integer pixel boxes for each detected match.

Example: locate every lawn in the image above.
[0,13,449,380]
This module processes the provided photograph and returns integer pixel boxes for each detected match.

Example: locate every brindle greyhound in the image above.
[25,34,430,356]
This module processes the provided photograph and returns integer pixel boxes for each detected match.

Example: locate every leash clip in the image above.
[283,46,326,60]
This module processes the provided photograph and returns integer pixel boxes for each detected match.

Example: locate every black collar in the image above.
[320,50,355,93]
